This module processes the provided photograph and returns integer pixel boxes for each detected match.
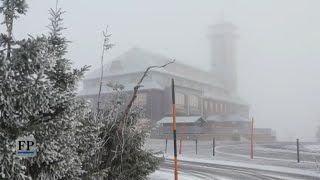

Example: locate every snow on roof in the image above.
[85,47,224,88]
[157,116,204,124]
[86,48,169,78]
[206,114,248,122]
[78,81,164,96]
[204,93,248,105]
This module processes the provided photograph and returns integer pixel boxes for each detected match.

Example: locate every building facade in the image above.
[79,21,276,141]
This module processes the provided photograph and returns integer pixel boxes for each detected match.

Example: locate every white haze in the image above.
[10,0,320,141]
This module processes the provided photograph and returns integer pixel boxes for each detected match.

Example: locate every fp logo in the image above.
[16,136,37,157]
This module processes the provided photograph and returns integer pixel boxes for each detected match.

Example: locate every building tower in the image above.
[208,21,238,95]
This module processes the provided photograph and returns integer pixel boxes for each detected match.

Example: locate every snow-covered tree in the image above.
[87,84,162,180]
[0,1,89,179]
[1,1,168,179]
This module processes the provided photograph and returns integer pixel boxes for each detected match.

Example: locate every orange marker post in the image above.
[179,124,185,154]
[172,79,178,180]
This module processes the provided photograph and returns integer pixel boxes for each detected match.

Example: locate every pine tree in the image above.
[1,1,164,179]
[0,1,89,179]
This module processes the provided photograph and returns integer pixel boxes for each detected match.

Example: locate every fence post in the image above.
[297,138,300,163]
[165,138,168,154]
[179,124,185,154]
[250,117,254,159]
[196,138,198,155]
[179,136,182,154]
[213,137,215,156]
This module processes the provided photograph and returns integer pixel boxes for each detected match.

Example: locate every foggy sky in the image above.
[7,0,320,141]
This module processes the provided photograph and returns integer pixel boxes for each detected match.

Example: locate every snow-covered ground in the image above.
[146,139,320,179]
[303,145,320,152]
[166,155,320,178]
[284,144,320,153]
[149,169,207,180]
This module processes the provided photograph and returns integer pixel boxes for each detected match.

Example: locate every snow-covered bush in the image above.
[0,1,161,179]
[82,84,161,180]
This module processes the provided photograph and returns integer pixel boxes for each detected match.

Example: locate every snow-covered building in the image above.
[79,21,276,141]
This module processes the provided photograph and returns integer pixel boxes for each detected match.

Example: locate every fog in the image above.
[11,0,320,141]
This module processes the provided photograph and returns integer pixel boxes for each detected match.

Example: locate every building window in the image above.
[189,95,199,109]
[220,103,224,113]
[204,101,208,110]
[215,103,218,112]
[210,102,214,112]
[134,93,147,106]
[224,104,227,113]
[176,93,185,108]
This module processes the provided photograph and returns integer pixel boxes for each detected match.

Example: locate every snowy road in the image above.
[151,159,319,180]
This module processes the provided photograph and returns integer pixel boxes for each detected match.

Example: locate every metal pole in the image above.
[297,138,300,163]
[172,79,178,180]
[213,138,215,156]
[196,139,198,155]
[179,135,182,154]
[165,138,167,154]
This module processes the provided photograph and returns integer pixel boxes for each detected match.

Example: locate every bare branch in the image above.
[122,59,175,120]
[97,27,114,115]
